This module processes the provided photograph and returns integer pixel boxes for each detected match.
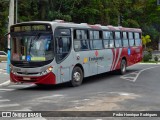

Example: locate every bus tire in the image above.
[70,66,83,87]
[119,59,127,75]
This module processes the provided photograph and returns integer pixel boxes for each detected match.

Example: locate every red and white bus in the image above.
[9,20,142,87]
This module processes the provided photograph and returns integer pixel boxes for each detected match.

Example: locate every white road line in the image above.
[132,66,160,82]
[0,69,7,75]
[0,69,6,71]
[121,76,135,79]
[109,92,140,97]
[8,84,35,88]
[139,63,160,64]
[130,72,139,75]
[0,80,10,87]
[121,66,160,82]
[0,99,10,102]
[0,104,19,108]
[0,72,7,74]
[15,108,32,111]
[0,88,14,91]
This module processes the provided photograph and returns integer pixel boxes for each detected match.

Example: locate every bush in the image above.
[154,55,159,62]
[143,50,152,62]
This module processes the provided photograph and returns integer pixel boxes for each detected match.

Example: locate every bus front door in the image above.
[55,36,72,83]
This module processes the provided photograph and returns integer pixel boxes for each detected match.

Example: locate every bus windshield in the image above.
[11,33,54,62]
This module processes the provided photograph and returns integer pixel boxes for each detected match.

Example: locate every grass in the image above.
[141,61,159,63]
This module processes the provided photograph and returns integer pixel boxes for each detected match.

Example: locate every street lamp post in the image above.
[15,0,18,23]
[157,0,160,51]
[7,0,14,73]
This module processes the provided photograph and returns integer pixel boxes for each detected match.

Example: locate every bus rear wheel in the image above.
[119,59,127,75]
[70,66,83,87]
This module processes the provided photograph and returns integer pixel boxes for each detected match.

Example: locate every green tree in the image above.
[142,35,151,50]
[1,0,160,51]
[0,1,9,51]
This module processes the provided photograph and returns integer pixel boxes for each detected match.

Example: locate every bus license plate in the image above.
[23,77,31,80]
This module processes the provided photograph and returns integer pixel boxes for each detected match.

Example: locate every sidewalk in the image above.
[0,68,10,87]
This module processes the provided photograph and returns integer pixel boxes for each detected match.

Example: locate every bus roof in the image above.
[12,20,142,33]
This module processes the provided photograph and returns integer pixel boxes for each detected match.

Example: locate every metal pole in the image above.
[7,0,14,73]
[16,0,18,23]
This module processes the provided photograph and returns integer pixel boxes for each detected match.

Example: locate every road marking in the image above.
[0,104,19,108]
[16,108,32,111]
[0,99,10,102]
[121,66,160,82]
[75,106,85,109]
[0,69,6,72]
[0,97,47,120]
[0,80,10,87]
[133,66,160,82]
[8,84,35,88]
[109,92,140,97]
[0,69,8,75]
[52,94,64,97]
[71,99,90,103]
[0,88,14,91]
[139,63,160,64]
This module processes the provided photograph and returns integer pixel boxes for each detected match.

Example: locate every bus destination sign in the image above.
[12,25,50,32]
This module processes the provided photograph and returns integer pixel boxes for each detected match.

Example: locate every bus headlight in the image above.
[47,66,53,72]
[40,66,53,75]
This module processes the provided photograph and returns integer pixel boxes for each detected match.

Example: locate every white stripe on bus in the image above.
[114,48,122,70]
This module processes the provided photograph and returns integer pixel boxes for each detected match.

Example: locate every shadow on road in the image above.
[15,69,139,91]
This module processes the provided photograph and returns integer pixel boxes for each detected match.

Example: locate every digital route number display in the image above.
[11,24,51,32]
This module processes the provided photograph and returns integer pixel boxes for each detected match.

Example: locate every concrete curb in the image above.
[139,63,160,65]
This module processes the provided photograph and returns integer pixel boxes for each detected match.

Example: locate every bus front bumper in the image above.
[10,72,56,85]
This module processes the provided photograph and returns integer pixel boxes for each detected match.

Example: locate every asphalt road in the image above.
[0,63,160,120]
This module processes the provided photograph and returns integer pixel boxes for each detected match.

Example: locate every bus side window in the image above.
[122,32,129,47]
[128,32,135,46]
[135,33,141,46]
[115,31,122,48]
[91,31,103,50]
[109,31,114,48]
[74,29,89,51]
[103,31,110,48]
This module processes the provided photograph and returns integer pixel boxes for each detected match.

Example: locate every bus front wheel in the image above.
[70,66,83,87]
[119,59,127,75]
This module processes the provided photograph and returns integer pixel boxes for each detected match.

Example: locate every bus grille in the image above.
[16,76,37,82]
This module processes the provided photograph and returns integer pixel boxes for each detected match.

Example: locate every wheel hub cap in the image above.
[73,72,81,82]
[122,63,126,72]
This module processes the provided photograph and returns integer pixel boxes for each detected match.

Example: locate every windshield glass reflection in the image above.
[11,33,54,62]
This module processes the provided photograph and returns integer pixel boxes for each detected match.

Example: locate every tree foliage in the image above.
[142,35,151,50]
[1,0,160,50]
